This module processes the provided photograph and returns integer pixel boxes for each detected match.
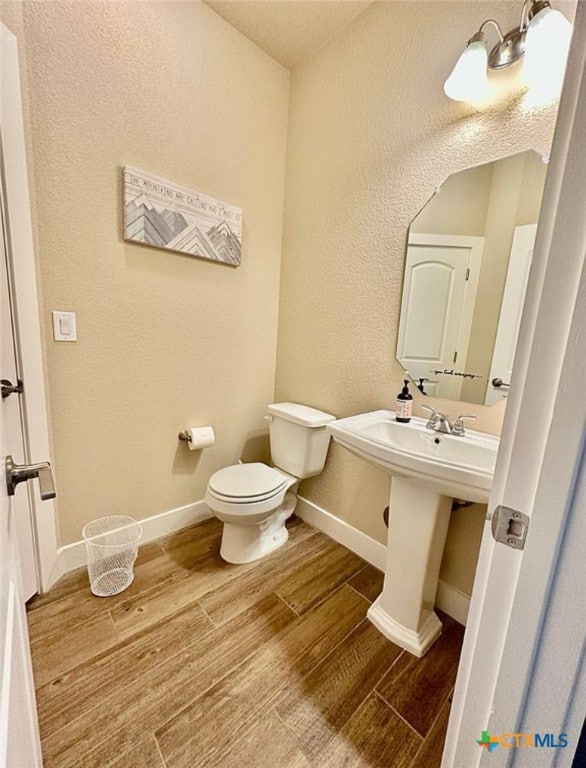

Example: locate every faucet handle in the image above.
[421,404,442,429]
[452,413,476,435]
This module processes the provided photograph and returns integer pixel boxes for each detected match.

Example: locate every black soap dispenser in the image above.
[395,379,413,423]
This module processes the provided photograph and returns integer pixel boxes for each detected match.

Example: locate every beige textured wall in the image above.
[276,0,569,595]
[1,2,23,37]
[19,0,290,544]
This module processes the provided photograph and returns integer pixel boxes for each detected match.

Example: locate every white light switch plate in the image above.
[52,311,77,341]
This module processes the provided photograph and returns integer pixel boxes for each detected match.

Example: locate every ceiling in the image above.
[203,0,373,70]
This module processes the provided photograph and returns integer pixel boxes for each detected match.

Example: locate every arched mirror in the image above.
[396,150,547,405]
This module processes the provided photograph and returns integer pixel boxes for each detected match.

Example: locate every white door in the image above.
[485,224,537,406]
[1,21,59,598]
[1,200,43,767]
[443,5,586,766]
[397,234,483,399]
[0,199,39,601]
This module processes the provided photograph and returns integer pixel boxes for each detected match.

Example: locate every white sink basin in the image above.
[327,409,498,503]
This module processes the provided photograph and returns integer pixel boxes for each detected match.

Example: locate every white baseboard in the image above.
[51,494,471,625]
[296,496,387,570]
[436,579,471,626]
[51,499,213,583]
[296,495,470,625]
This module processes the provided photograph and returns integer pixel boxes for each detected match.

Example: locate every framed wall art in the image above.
[123,166,242,266]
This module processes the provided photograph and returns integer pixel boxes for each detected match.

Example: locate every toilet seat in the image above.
[205,462,296,520]
[208,462,290,502]
[207,485,286,505]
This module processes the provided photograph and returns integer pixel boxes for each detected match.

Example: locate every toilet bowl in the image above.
[205,403,336,564]
[206,462,298,563]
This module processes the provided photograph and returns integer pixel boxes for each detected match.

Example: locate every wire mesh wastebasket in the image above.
[82,515,143,597]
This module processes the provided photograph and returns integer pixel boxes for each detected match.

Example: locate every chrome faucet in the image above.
[421,405,476,436]
[422,405,451,433]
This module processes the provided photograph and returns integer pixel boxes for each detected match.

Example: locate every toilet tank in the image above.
[266,403,336,479]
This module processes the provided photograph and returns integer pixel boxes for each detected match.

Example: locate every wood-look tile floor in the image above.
[27,517,464,768]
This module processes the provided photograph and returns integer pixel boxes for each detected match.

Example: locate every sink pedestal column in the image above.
[367,476,452,657]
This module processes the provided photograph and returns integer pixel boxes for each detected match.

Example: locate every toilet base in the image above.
[219,492,297,564]
[220,520,289,564]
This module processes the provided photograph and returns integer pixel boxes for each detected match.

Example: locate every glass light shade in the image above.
[522,6,573,95]
[444,40,489,103]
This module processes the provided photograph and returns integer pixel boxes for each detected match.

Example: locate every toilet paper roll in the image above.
[186,426,215,451]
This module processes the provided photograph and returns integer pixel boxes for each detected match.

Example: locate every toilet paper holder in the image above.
[178,426,215,451]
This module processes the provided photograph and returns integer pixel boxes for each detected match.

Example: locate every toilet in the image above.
[205,402,336,564]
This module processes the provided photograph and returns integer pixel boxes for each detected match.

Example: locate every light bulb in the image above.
[444,39,489,103]
[522,5,573,98]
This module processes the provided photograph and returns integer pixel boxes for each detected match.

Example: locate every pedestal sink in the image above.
[327,410,498,657]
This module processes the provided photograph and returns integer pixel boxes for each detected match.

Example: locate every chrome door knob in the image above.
[491,377,510,389]
[5,455,56,500]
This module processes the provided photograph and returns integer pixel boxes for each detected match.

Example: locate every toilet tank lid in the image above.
[267,403,336,428]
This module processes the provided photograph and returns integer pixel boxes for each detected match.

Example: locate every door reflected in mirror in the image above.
[397,150,547,405]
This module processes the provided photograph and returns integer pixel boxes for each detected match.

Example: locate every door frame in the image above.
[443,4,586,766]
[485,223,537,406]
[399,233,484,399]
[1,21,59,592]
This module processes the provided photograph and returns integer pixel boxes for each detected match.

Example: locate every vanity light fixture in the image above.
[444,0,573,102]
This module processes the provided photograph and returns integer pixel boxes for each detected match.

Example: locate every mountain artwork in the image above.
[123,167,242,266]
